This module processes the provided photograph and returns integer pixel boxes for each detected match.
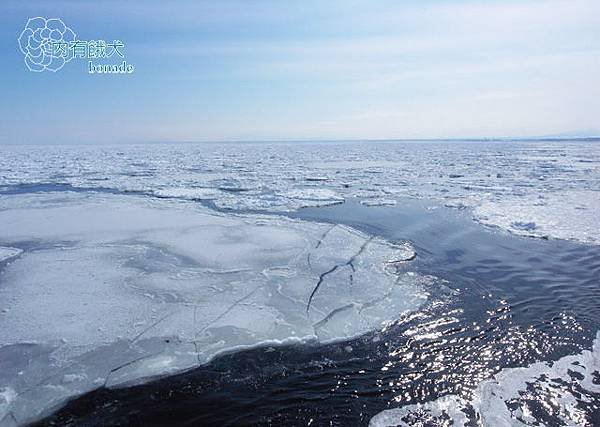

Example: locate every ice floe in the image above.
[370,330,600,426]
[0,248,22,263]
[474,190,600,244]
[0,192,426,424]
[152,187,223,200]
[360,199,397,207]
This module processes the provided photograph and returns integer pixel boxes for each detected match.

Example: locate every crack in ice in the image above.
[313,303,355,331]
[307,224,337,271]
[195,285,263,337]
[131,313,174,343]
[306,237,373,314]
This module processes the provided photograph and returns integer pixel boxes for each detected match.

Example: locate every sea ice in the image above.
[474,190,600,244]
[360,199,397,207]
[1,141,599,244]
[370,331,600,426]
[152,187,223,200]
[0,248,22,263]
[0,192,426,425]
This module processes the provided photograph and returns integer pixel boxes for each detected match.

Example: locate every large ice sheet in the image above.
[0,192,426,425]
[370,331,600,426]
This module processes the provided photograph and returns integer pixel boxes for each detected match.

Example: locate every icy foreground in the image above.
[0,193,424,425]
[370,331,600,427]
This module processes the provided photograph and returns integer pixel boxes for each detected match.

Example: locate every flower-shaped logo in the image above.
[18,17,77,72]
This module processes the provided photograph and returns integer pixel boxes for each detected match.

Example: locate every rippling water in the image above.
[36,198,600,426]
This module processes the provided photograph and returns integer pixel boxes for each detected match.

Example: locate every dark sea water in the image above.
[35,198,600,426]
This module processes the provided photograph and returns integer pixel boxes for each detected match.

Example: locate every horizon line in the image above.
[2,136,600,146]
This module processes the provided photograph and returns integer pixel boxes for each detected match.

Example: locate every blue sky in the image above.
[1,0,599,144]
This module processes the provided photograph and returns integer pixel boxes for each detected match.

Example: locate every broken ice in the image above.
[1,141,599,243]
[0,192,427,424]
[370,331,600,427]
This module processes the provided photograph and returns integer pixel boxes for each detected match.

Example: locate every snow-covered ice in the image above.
[370,330,600,426]
[0,192,426,424]
[473,189,600,244]
[1,141,598,244]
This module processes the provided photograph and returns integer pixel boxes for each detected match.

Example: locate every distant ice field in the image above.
[1,140,599,244]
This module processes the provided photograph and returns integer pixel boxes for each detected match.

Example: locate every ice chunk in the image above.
[370,330,600,426]
[474,190,600,244]
[274,188,345,210]
[282,188,343,202]
[370,395,469,427]
[0,248,22,263]
[153,187,223,200]
[360,199,397,207]
[0,192,425,424]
